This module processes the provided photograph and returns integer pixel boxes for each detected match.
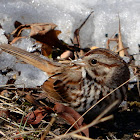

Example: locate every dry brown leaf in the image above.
[11,22,81,59]
[31,29,61,46]
[11,24,30,37]
[32,29,61,56]
[11,23,63,56]
[22,107,53,125]
[29,23,57,37]
[12,23,57,37]
[41,44,52,57]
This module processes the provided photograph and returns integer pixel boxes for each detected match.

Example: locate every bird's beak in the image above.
[72,58,86,66]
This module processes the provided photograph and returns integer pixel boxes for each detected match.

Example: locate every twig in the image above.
[0,95,11,100]
[74,11,94,46]
[97,115,113,124]
[49,131,58,137]
[40,113,57,140]
[72,134,95,140]
[0,83,25,88]
[11,130,42,138]
[0,99,24,114]
[0,130,6,136]
[73,11,94,58]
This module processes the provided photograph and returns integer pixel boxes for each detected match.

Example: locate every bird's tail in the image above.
[0,44,61,75]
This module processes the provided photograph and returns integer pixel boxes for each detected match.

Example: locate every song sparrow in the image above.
[0,44,130,120]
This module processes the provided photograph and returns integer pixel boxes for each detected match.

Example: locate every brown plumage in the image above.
[0,44,130,120]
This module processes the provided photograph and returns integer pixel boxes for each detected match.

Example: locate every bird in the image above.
[0,44,130,129]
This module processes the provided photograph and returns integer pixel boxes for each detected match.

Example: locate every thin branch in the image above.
[40,113,57,140]
[72,134,95,140]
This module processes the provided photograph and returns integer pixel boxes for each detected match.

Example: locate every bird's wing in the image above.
[42,66,82,103]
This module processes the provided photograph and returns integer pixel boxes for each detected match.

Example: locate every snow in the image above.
[14,63,47,88]
[0,0,139,87]
[0,74,8,86]
[0,29,8,44]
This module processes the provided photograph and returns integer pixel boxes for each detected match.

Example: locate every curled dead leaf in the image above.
[22,107,53,125]
[12,23,57,37]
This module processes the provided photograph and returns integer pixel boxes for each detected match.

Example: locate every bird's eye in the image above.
[91,59,97,64]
